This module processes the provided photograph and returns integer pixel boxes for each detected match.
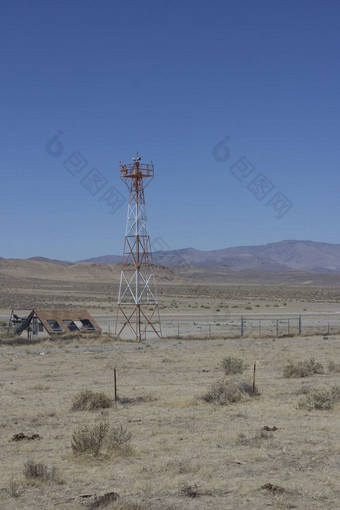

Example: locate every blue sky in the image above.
[1,0,339,260]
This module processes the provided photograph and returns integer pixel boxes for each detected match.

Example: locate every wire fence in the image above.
[113,314,340,339]
[2,314,340,340]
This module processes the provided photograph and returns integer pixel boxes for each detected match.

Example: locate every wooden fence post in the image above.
[252,362,256,394]
[114,368,118,402]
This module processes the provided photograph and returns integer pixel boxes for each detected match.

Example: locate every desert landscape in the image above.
[3,1,340,508]
[0,257,339,509]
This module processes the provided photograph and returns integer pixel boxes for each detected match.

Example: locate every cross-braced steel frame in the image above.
[115,156,161,341]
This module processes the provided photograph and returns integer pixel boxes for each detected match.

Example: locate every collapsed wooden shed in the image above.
[15,309,101,339]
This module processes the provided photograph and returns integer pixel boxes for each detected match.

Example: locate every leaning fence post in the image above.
[252,362,256,394]
[114,367,118,402]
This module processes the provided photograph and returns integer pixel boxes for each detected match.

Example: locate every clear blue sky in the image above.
[1,0,339,260]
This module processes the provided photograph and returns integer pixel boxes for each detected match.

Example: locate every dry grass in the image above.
[0,334,339,509]
[86,492,146,510]
[104,503,145,510]
[6,477,21,498]
[86,491,119,509]
[179,481,201,498]
[0,336,42,346]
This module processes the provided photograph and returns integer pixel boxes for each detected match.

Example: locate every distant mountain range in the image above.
[27,256,73,266]
[23,240,340,274]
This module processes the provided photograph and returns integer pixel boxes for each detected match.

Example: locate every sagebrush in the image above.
[221,357,249,375]
[328,361,340,373]
[6,478,21,498]
[71,422,131,457]
[298,385,340,410]
[23,459,59,482]
[72,389,113,411]
[180,482,201,498]
[283,358,324,378]
[201,378,257,405]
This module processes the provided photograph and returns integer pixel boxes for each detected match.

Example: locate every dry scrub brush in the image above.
[201,378,257,405]
[6,477,22,498]
[298,385,340,410]
[0,336,41,346]
[221,356,249,375]
[58,331,94,340]
[71,422,131,457]
[23,459,61,483]
[328,361,340,373]
[283,358,324,378]
[72,389,113,411]
[179,482,201,498]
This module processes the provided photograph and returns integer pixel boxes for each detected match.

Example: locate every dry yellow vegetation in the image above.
[0,334,339,509]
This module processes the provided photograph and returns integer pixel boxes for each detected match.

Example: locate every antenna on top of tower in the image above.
[132,149,141,162]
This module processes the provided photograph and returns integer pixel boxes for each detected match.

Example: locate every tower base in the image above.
[115,304,162,341]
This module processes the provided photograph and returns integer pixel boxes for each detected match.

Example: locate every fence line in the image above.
[114,314,340,339]
[2,313,340,340]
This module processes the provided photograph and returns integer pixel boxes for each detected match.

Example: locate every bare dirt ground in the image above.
[0,335,339,509]
[0,258,340,316]
[0,262,339,509]
[1,276,340,315]
[2,272,340,339]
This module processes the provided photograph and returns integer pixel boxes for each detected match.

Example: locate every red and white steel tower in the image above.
[115,155,161,341]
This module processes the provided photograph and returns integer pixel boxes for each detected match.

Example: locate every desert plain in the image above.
[0,260,339,509]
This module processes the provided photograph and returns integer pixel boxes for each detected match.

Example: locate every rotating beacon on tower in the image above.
[115,155,162,341]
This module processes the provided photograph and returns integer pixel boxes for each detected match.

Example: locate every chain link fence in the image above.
[113,314,340,339]
[2,314,340,341]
